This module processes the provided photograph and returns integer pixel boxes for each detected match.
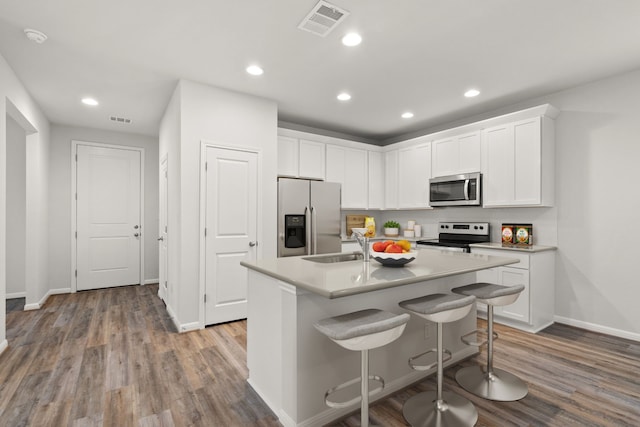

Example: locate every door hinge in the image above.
[205,162,208,172]
[204,228,207,237]
[204,294,207,303]
[75,154,78,162]
[75,231,77,239]
[75,193,77,200]
[75,269,77,278]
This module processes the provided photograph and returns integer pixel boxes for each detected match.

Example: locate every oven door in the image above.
[429,173,481,206]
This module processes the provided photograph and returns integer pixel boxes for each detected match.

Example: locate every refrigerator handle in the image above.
[311,206,318,255]
[305,206,312,255]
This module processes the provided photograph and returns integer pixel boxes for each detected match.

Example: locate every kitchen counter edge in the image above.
[469,242,557,253]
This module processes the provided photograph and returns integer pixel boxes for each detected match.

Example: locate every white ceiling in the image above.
[1,0,640,142]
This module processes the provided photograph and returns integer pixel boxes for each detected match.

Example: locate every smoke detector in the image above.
[298,1,349,37]
[24,28,48,44]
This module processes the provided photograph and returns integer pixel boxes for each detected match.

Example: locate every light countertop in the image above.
[470,242,557,253]
[241,248,518,299]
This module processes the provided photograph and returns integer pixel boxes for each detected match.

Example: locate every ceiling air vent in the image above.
[298,1,349,37]
[109,115,132,124]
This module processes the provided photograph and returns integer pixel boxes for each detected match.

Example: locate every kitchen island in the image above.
[241,249,517,427]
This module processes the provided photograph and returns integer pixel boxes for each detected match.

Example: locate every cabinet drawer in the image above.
[472,248,529,269]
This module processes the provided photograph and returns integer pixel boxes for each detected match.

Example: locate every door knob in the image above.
[249,241,257,247]
[134,225,139,229]
[157,236,164,241]
[134,233,140,237]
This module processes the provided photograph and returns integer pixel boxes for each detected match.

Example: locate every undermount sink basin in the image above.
[303,252,364,263]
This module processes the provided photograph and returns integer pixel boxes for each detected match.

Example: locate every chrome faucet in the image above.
[351,228,370,262]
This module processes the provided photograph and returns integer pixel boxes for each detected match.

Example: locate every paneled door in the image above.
[158,155,169,302]
[76,144,142,291]
[204,146,258,325]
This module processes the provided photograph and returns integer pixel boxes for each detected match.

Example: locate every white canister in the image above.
[413,225,421,237]
[407,220,416,230]
[404,230,415,238]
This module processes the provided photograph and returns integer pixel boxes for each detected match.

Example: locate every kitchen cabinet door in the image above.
[384,150,399,209]
[432,132,480,177]
[398,143,431,209]
[368,150,384,209]
[299,139,325,180]
[325,145,368,209]
[482,116,552,207]
[277,136,299,177]
[496,267,530,323]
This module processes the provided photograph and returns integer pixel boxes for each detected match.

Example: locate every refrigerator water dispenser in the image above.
[284,215,306,248]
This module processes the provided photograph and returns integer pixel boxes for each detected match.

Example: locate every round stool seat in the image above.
[314,309,410,351]
[452,282,524,306]
[399,293,476,323]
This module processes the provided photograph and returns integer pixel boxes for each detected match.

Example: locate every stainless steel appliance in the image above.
[278,178,341,257]
[430,172,481,207]
[417,222,489,253]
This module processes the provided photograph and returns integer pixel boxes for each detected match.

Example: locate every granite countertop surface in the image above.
[469,242,557,253]
[241,248,518,299]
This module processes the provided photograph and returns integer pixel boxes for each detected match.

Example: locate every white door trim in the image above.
[71,140,145,292]
[198,140,263,329]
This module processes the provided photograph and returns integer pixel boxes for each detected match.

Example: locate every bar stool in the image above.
[314,309,410,427]
[399,293,478,427]
[451,282,528,401]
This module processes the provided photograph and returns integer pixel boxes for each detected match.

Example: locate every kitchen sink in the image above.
[303,252,364,263]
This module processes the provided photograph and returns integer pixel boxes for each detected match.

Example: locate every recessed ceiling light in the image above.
[24,28,48,44]
[246,65,264,76]
[464,89,480,98]
[337,93,351,101]
[401,112,414,119]
[342,32,362,47]
[81,97,99,106]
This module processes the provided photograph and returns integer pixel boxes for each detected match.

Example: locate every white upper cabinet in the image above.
[367,150,384,209]
[398,142,432,209]
[326,145,368,209]
[277,136,325,180]
[432,131,481,177]
[482,115,555,207]
[384,150,399,209]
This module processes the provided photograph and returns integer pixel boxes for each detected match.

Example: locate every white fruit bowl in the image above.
[370,251,417,267]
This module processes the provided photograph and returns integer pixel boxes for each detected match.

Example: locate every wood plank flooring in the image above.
[1,284,639,426]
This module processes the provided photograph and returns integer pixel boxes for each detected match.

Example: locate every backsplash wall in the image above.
[342,207,557,246]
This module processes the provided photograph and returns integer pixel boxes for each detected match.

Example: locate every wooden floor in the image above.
[1,284,639,426]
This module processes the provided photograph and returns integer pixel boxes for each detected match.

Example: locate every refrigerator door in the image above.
[278,178,310,257]
[310,180,341,255]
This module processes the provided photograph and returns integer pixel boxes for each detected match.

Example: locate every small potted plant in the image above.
[383,220,400,237]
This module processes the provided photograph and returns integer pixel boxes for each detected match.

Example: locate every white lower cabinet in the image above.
[472,247,555,333]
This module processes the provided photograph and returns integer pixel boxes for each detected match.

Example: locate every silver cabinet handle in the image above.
[157,236,164,241]
[134,233,140,237]
[249,241,257,247]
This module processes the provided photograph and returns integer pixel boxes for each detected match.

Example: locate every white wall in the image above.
[0,52,51,351]
[48,125,160,290]
[160,80,277,329]
[5,115,26,297]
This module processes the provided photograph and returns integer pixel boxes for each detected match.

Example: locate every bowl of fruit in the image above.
[370,240,416,267]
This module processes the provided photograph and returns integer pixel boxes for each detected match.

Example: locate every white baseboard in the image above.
[179,321,200,333]
[144,278,159,285]
[23,288,71,311]
[6,292,26,299]
[554,315,640,342]
[0,339,8,355]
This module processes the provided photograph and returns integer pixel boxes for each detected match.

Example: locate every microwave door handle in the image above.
[305,206,312,255]
[464,179,470,200]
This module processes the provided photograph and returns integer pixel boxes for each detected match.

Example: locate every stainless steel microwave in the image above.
[429,172,481,207]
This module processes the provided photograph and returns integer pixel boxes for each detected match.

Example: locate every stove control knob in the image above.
[479,226,484,230]
[474,226,478,230]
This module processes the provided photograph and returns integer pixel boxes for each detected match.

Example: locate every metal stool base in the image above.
[403,391,478,427]
[455,365,528,401]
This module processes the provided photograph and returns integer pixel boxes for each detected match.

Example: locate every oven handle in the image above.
[464,179,470,200]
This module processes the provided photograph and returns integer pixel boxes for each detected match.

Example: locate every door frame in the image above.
[158,153,168,302]
[71,140,145,292]
[198,140,263,329]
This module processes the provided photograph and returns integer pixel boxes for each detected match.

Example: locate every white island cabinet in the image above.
[241,249,517,427]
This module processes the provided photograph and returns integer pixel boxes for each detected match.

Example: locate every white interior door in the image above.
[158,156,168,301]
[204,146,258,325]
[76,144,142,291]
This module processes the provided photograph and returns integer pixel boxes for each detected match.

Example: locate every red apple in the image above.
[385,243,403,253]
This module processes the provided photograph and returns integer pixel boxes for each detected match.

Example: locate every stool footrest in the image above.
[408,348,452,371]
[324,374,385,408]
[461,328,498,347]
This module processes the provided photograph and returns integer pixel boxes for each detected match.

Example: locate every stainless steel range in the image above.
[417,222,490,253]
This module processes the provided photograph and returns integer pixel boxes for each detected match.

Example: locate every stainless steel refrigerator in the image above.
[277,178,341,257]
